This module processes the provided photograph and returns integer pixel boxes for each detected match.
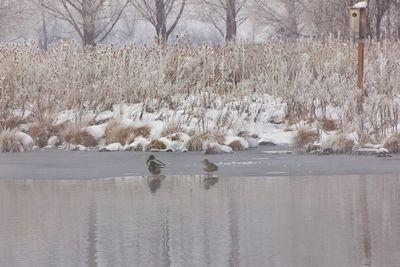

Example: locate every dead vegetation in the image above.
[0,130,27,152]
[104,120,150,145]
[62,125,98,147]
[324,133,355,153]
[228,140,246,151]
[186,132,224,151]
[145,139,167,151]
[384,134,400,153]
[2,40,400,149]
[161,122,182,137]
[320,118,338,131]
[27,121,67,147]
[0,117,25,130]
[292,129,319,148]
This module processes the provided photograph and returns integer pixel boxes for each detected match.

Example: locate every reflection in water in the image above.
[147,175,165,194]
[1,175,400,267]
[203,177,219,190]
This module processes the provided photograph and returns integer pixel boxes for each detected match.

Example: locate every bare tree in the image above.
[251,0,306,38]
[0,0,28,40]
[392,0,400,38]
[197,0,248,42]
[369,0,392,40]
[39,0,128,46]
[130,0,186,43]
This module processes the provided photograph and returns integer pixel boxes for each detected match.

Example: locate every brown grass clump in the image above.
[0,130,26,152]
[105,121,151,145]
[186,132,225,151]
[320,118,338,131]
[167,133,181,141]
[228,140,246,151]
[28,121,67,147]
[133,126,151,138]
[62,125,98,147]
[145,139,167,151]
[292,128,319,148]
[0,117,25,130]
[161,122,182,137]
[384,134,400,153]
[324,133,354,153]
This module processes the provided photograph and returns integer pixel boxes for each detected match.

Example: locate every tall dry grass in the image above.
[1,40,400,142]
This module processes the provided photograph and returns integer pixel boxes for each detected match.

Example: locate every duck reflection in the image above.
[203,177,219,190]
[147,175,165,194]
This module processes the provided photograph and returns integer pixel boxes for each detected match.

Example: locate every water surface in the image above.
[1,175,399,267]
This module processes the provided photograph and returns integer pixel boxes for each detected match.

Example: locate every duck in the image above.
[146,155,166,175]
[201,159,218,177]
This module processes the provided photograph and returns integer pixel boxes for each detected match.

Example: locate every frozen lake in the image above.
[1,174,399,267]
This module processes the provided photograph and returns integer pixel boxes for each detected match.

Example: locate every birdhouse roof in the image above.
[352,1,368,8]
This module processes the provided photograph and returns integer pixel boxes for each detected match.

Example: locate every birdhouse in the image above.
[349,2,368,40]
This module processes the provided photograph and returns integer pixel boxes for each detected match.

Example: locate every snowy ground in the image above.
[3,93,393,155]
[1,146,399,180]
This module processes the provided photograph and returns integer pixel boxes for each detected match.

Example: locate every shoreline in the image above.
[1,146,400,180]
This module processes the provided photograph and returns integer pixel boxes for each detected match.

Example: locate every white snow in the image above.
[363,143,383,150]
[244,136,259,148]
[72,145,87,151]
[204,143,233,154]
[15,132,34,147]
[258,128,296,145]
[129,137,151,151]
[86,123,108,140]
[168,141,186,152]
[158,137,172,148]
[101,143,123,152]
[355,147,388,153]
[47,136,60,147]
[55,110,77,125]
[353,1,368,8]
[95,110,114,123]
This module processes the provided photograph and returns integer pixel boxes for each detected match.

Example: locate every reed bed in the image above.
[1,39,400,142]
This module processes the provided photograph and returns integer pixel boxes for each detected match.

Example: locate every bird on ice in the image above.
[201,159,218,178]
[146,155,166,175]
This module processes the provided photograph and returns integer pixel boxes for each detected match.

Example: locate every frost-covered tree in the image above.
[196,0,248,42]
[0,0,28,40]
[368,0,393,40]
[129,0,186,43]
[251,0,305,38]
[39,0,128,46]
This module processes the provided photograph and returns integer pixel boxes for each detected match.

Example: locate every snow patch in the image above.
[15,132,34,148]
[353,1,368,8]
[86,123,108,140]
[99,143,123,152]
[47,136,60,147]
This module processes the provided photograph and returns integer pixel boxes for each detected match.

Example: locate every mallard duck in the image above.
[201,159,218,177]
[146,155,166,175]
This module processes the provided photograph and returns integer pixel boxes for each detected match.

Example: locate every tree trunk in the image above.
[41,11,48,51]
[376,17,382,40]
[156,0,167,43]
[226,0,237,42]
[82,0,96,47]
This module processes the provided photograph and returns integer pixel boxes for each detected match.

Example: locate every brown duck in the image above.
[201,159,218,177]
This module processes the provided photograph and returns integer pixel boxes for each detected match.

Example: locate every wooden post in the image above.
[350,4,368,114]
[357,41,365,113]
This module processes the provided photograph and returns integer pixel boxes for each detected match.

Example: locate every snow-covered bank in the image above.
[1,40,400,154]
[0,94,397,156]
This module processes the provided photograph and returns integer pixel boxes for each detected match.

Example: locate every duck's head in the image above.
[201,159,209,164]
[147,155,155,161]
